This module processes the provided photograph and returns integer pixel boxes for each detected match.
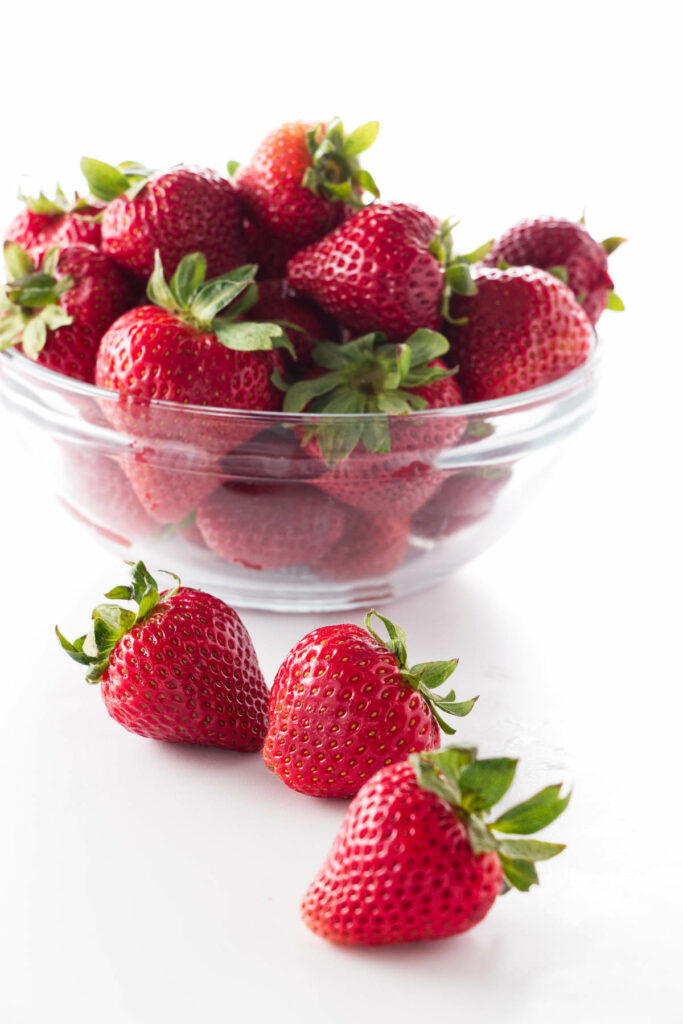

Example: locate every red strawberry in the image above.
[196,481,347,570]
[247,278,340,369]
[263,611,476,798]
[484,215,625,325]
[313,509,410,581]
[243,219,303,281]
[446,265,594,402]
[5,186,103,260]
[119,444,226,525]
[287,203,481,341]
[59,444,157,542]
[302,745,570,945]
[57,560,269,750]
[95,252,290,450]
[233,118,379,246]
[284,330,466,517]
[412,467,512,539]
[1,242,135,383]
[81,159,245,280]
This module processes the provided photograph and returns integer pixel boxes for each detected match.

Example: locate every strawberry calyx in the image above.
[56,560,180,683]
[0,242,75,358]
[364,610,477,735]
[80,157,156,203]
[301,117,380,208]
[145,251,295,356]
[411,745,570,891]
[18,183,101,219]
[283,328,453,463]
[429,220,493,320]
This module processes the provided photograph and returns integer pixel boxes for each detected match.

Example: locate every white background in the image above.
[1,2,681,1021]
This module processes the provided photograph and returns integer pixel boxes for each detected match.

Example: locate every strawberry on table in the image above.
[56,560,269,750]
[232,117,380,247]
[80,159,246,280]
[286,202,483,341]
[5,185,104,261]
[446,265,594,402]
[302,745,570,944]
[263,610,477,798]
[196,481,347,571]
[484,215,625,325]
[0,241,135,383]
[284,329,466,517]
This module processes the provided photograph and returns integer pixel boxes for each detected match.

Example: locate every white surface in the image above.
[1,3,682,1021]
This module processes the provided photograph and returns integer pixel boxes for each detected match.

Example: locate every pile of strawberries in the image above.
[58,560,570,947]
[1,118,624,575]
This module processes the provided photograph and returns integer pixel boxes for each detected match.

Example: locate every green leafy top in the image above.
[18,183,101,217]
[303,117,380,207]
[0,243,75,358]
[411,745,570,892]
[80,158,156,203]
[283,329,453,464]
[364,610,477,735]
[428,219,493,319]
[145,251,294,356]
[55,561,180,683]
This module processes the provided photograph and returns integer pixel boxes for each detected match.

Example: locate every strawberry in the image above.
[302,745,570,945]
[446,265,594,402]
[5,186,103,261]
[80,159,245,280]
[0,241,135,383]
[243,219,303,281]
[284,329,466,517]
[232,118,379,247]
[286,203,482,341]
[119,443,226,525]
[412,467,512,539]
[263,610,476,798]
[56,560,269,750]
[246,278,340,369]
[313,509,410,582]
[484,215,625,325]
[196,481,347,571]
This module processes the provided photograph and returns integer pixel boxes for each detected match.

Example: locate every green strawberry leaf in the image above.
[411,659,459,690]
[226,160,241,177]
[283,372,344,412]
[491,784,571,835]
[360,414,391,453]
[458,757,517,812]
[343,121,380,157]
[606,290,625,311]
[21,317,47,359]
[213,319,294,356]
[547,265,569,285]
[601,236,627,255]
[497,838,566,861]
[354,168,380,198]
[80,157,133,202]
[170,252,207,307]
[445,262,477,295]
[403,328,450,366]
[499,855,539,892]
[4,241,35,280]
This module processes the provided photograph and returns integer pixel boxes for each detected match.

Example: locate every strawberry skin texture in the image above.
[286,203,444,341]
[5,206,102,261]
[196,482,347,570]
[100,587,269,750]
[307,365,466,516]
[263,625,439,798]
[243,219,304,281]
[119,444,226,525]
[248,279,340,368]
[302,760,502,944]
[485,216,613,325]
[313,510,410,581]
[95,306,283,450]
[101,167,245,280]
[447,265,594,402]
[412,469,511,539]
[235,121,348,246]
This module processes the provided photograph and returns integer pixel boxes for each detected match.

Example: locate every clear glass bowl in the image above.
[0,346,599,610]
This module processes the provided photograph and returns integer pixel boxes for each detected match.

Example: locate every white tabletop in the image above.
[1,4,681,1019]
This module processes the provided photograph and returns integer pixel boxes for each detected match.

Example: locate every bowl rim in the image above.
[0,338,600,422]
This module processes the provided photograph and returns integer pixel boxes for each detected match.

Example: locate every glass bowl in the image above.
[0,345,599,610]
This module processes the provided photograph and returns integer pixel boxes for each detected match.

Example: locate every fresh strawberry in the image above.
[484,215,625,325]
[313,509,410,581]
[196,481,347,570]
[286,203,482,341]
[80,159,245,280]
[57,560,269,750]
[0,242,135,383]
[302,745,570,944]
[243,219,303,281]
[119,444,226,525]
[59,444,157,542]
[412,467,512,539]
[263,610,476,798]
[284,329,466,517]
[446,265,594,402]
[246,278,340,369]
[232,118,379,247]
[5,186,103,261]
